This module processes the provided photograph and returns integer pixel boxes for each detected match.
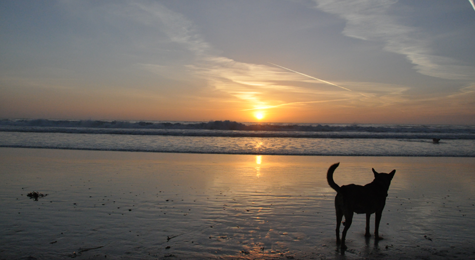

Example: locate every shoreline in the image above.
[1,148,474,259]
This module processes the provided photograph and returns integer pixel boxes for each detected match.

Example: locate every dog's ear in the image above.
[389,169,396,179]
[372,168,378,177]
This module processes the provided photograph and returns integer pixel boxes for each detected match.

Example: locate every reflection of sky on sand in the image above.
[202,154,333,258]
[381,158,475,246]
[1,149,475,259]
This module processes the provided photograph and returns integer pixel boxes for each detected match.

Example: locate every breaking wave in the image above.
[1,119,474,139]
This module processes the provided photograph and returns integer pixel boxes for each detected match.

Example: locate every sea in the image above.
[1,119,474,157]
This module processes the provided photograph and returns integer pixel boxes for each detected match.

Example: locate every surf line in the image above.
[269,62,352,92]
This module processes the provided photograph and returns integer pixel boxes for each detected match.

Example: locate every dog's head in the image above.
[372,168,396,190]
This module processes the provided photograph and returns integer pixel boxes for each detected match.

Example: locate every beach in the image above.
[1,147,475,259]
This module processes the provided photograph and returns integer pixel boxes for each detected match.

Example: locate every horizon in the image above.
[3,117,475,127]
[1,1,475,125]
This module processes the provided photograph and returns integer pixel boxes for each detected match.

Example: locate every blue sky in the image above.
[1,0,475,124]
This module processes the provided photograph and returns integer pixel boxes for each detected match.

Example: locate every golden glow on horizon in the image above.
[254,111,265,120]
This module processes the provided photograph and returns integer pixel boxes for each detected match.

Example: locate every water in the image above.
[1,119,474,156]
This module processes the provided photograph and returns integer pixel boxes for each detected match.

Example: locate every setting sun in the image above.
[254,111,265,120]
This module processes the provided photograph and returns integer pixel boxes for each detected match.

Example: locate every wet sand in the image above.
[1,148,474,259]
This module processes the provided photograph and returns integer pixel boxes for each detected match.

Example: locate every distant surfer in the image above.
[432,138,440,144]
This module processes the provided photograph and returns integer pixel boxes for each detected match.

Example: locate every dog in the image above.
[327,162,395,249]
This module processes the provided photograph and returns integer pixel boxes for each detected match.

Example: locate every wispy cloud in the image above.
[241,99,350,111]
[313,0,475,81]
[129,2,362,110]
[188,56,338,109]
[59,1,423,112]
[132,2,212,57]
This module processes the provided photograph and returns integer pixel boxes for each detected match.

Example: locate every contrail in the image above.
[269,62,352,92]
[470,0,475,11]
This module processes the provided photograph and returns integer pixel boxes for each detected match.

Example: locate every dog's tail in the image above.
[327,162,341,192]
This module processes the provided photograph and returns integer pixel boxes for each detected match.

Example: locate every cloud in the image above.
[132,2,212,57]
[129,2,360,110]
[188,56,334,109]
[241,98,350,111]
[313,0,475,81]
[55,1,419,112]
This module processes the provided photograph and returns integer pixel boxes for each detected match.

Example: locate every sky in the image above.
[1,0,475,124]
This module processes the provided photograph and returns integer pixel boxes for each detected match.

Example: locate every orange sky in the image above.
[1,1,475,124]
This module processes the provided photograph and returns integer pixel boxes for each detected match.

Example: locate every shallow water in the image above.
[1,148,474,259]
[1,132,474,156]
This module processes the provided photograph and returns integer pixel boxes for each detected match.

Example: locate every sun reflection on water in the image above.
[256,155,262,165]
[255,155,262,177]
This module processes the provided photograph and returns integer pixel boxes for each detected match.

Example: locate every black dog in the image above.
[327,162,395,249]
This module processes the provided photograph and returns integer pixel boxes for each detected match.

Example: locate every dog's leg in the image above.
[365,213,371,237]
[340,211,353,250]
[335,212,343,244]
[336,208,343,244]
[374,210,383,240]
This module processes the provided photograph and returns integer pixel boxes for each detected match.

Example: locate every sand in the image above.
[1,148,474,259]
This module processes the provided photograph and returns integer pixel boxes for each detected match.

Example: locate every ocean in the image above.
[1,119,474,156]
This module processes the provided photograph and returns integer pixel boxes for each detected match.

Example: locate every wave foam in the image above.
[1,119,474,139]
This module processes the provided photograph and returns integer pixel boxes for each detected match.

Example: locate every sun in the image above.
[254,111,265,121]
